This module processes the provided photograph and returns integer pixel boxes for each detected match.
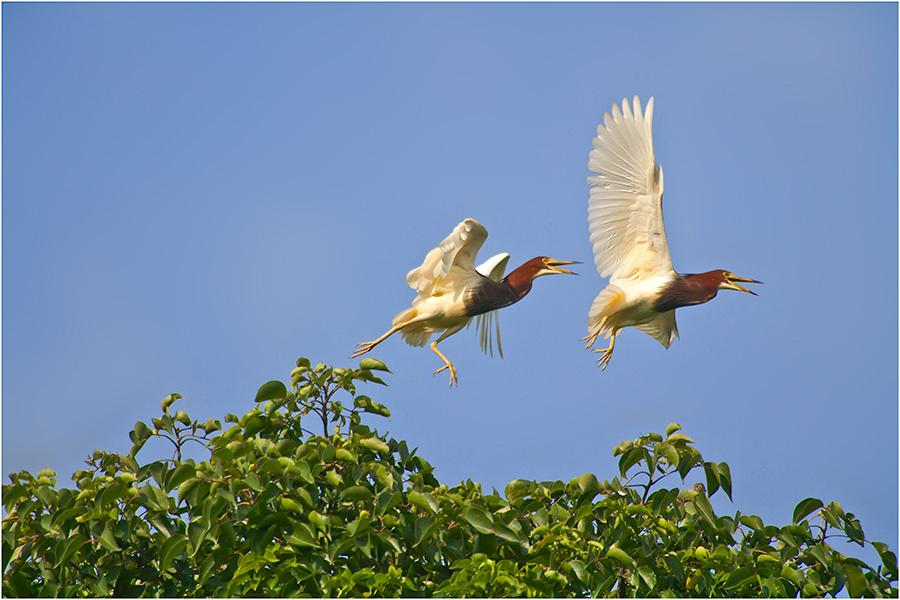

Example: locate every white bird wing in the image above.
[587,96,675,285]
[468,252,510,357]
[405,218,488,296]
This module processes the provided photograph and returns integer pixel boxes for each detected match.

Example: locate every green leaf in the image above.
[165,463,196,492]
[462,506,495,535]
[618,447,646,478]
[740,514,765,531]
[359,437,390,456]
[606,545,635,568]
[781,565,801,587]
[665,423,682,437]
[341,486,374,502]
[703,462,721,496]
[161,393,182,413]
[654,442,679,467]
[566,559,588,585]
[792,497,824,524]
[53,534,87,569]
[843,564,867,598]
[335,448,358,464]
[98,523,121,552]
[577,473,601,498]
[255,380,287,402]
[724,567,753,590]
[691,494,717,529]
[413,516,441,547]
[665,432,694,444]
[130,421,152,445]
[636,566,657,590]
[408,490,438,514]
[287,524,319,548]
[716,461,732,500]
[159,533,189,571]
[359,358,391,372]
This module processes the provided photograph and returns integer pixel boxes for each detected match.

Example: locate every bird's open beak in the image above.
[724,273,762,296]
[545,259,580,275]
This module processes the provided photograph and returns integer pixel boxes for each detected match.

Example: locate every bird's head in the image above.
[713,270,762,295]
[525,257,579,279]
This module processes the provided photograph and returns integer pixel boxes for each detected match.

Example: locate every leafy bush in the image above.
[3,358,897,597]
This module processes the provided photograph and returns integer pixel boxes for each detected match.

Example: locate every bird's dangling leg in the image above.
[351,322,407,359]
[430,341,458,388]
[581,316,608,349]
[592,331,617,371]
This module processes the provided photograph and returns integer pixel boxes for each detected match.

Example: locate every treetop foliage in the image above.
[3,357,897,597]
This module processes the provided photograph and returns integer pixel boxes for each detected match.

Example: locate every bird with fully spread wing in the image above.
[352,218,577,387]
[584,97,761,370]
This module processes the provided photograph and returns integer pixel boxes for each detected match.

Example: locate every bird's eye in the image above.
[723,271,732,278]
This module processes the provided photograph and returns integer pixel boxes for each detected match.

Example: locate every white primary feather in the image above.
[396,218,496,349]
[587,96,675,286]
[405,218,488,296]
[585,97,680,350]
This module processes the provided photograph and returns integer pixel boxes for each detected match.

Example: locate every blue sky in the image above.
[3,2,897,565]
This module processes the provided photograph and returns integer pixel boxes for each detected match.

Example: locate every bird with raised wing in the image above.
[584,96,761,370]
[352,218,577,387]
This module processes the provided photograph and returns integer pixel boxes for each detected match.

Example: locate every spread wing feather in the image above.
[468,253,510,357]
[587,97,675,285]
[405,218,488,297]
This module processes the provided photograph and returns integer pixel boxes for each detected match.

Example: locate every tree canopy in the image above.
[3,358,897,597]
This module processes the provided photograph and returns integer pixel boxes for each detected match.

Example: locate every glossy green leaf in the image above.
[159,533,189,571]
[703,462,721,496]
[130,421,152,444]
[166,463,196,491]
[665,432,694,444]
[618,447,646,478]
[52,534,87,568]
[408,490,437,514]
[161,393,182,413]
[566,559,588,585]
[716,461,732,500]
[665,423,682,437]
[98,523,121,552]
[792,497,824,524]
[255,380,287,403]
[654,442,679,467]
[606,545,635,568]
[636,566,657,590]
[740,514,765,531]
[843,564,867,597]
[341,486,374,502]
[358,358,391,372]
[577,473,600,498]
[462,506,495,535]
[359,437,390,456]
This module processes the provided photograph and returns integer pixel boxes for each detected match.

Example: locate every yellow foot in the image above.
[433,364,459,388]
[350,342,375,359]
[581,330,601,350]
[582,318,607,350]
[592,347,613,371]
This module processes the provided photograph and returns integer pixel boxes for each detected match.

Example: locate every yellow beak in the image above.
[724,273,762,295]
[544,259,580,275]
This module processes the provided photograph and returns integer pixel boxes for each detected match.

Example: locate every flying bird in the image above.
[584,96,761,370]
[352,218,577,387]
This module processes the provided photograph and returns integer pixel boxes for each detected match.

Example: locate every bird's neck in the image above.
[653,274,718,312]
[504,267,537,300]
